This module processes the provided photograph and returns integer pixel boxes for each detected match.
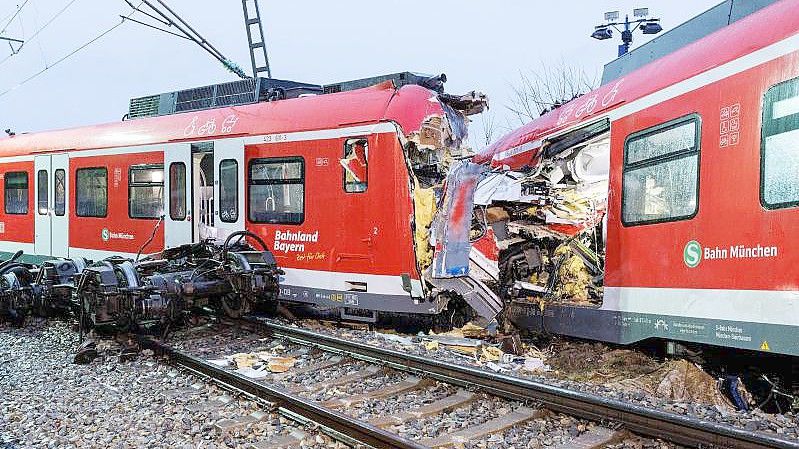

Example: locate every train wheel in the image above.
[435,297,475,331]
[221,294,250,319]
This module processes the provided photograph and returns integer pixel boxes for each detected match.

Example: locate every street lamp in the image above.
[590,8,663,56]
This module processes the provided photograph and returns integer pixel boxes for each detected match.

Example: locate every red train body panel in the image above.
[471,0,799,356]
[0,161,34,244]
[0,79,487,320]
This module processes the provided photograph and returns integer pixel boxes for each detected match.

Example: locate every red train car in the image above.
[0,74,494,323]
[462,0,799,357]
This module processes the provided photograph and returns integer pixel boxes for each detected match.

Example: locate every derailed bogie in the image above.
[72,233,281,331]
[34,258,90,316]
[75,259,142,329]
[0,267,35,325]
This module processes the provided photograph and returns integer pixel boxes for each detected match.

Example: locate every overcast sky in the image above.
[0,0,720,149]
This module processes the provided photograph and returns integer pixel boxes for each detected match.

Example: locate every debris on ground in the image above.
[375,332,414,346]
[546,342,661,382]
[614,360,734,410]
[417,323,551,373]
[210,351,298,377]
[545,340,743,410]
[267,356,296,373]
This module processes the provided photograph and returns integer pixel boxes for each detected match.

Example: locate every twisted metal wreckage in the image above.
[429,131,609,318]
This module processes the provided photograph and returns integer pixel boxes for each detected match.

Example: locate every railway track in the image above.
[139,318,799,449]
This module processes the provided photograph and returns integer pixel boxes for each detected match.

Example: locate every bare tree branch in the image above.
[480,110,497,147]
[506,60,598,126]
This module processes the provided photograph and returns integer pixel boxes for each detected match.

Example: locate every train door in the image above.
[339,137,373,269]
[213,138,245,240]
[164,143,192,248]
[33,154,69,257]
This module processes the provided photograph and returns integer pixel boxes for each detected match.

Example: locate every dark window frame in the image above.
[621,114,702,227]
[54,169,66,216]
[342,137,369,193]
[37,169,48,215]
[248,156,305,225]
[760,76,799,210]
[4,171,29,215]
[128,164,164,220]
[219,159,239,223]
[76,167,108,218]
[168,162,187,221]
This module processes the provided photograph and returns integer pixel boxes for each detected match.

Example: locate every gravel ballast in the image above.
[0,320,347,449]
[287,319,799,441]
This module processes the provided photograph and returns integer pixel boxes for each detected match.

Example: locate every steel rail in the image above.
[138,336,428,449]
[251,318,799,449]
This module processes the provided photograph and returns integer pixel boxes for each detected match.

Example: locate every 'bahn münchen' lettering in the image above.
[704,244,777,261]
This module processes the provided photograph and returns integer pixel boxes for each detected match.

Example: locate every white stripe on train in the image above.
[603,286,799,326]
[281,267,424,297]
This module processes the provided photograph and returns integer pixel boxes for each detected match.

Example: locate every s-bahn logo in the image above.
[683,240,702,268]
[101,228,110,242]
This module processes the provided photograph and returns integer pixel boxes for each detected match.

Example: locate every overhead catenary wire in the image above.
[0,0,30,36]
[0,4,141,99]
[0,0,80,66]
[29,0,49,67]
[124,0,248,78]
[116,14,190,42]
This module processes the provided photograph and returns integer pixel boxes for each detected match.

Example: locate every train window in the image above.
[169,163,186,220]
[37,170,48,215]
[129,165,164,219]
[249,157,304,224]
[342,138,368,193]
[76,168,107,218]
[622,115,701,226]
[761,77,799,209]
[4,171,28,215]
[54,169,65,216]
[219,159,238,223]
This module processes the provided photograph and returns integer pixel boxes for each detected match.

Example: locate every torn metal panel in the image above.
[431,161,483,278]
[439,91,489,117]
[402,88,487,272]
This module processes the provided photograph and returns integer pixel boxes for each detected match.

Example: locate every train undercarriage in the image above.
[0,231,282,341]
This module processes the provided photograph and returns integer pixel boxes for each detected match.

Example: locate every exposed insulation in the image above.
[413,179,437,269]
[554,245,592,302]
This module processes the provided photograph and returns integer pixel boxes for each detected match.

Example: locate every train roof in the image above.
[0,81,447,158]
[475,0,799,169]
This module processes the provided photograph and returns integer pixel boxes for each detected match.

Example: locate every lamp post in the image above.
[590,8,663,57]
